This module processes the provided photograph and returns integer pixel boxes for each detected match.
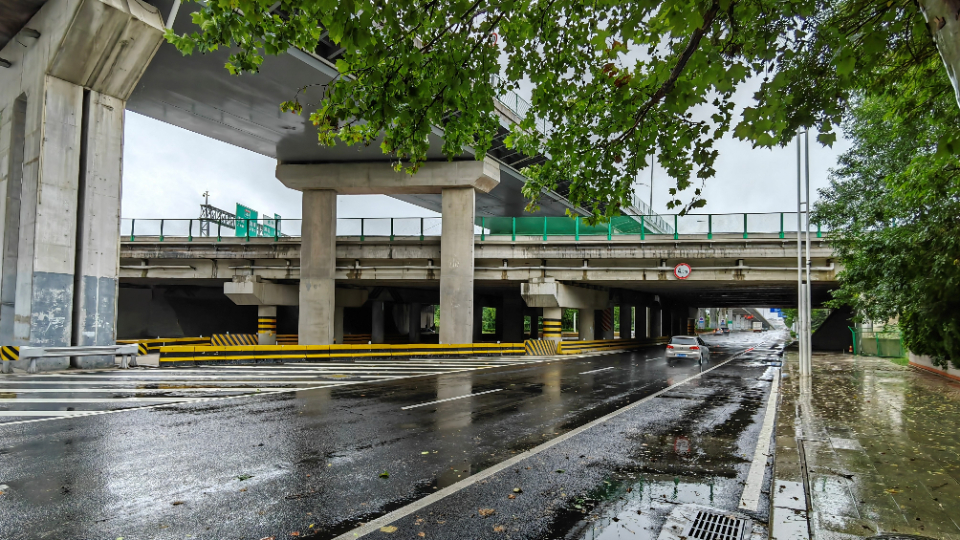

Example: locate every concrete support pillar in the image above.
[257,305,277,345]
[334,306,345,344]
[473,295,484,343]
[299,189,337,344]
[542,307,562,344]
[652,307,663,337]
[502,297,524,343]
[619,304,633,339]
[601,308,614,339]
[578,308,595,341]
[440,187,475,344]
[371,300,385,344]
[408,302,421,344]
[635,306,648,339]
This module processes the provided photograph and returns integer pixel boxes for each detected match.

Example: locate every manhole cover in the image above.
[687,510,748,540]
[657,504,755,540]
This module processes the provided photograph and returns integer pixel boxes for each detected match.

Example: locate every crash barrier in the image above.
[557,337,669,355]
[118,337,212,355]
[211,334,258,346]
[524,339,558,356]
[1,344,140,373]
[158,342,527,366]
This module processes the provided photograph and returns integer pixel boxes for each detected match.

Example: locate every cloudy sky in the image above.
[120,94,850,223]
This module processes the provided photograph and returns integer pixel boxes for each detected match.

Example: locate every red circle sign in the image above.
[674,263,692,279]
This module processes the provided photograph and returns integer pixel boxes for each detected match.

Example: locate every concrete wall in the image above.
[908,353,960,382]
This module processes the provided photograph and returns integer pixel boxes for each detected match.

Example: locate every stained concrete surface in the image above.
[776,352,960,540]
[0,333,779,539]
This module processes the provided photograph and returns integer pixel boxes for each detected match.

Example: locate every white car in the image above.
[666,335,711,363]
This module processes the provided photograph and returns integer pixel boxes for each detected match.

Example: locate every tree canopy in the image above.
[167,0,960,216]
[813,56,960,368]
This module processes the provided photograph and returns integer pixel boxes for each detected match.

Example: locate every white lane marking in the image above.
[0,358,555,427]
[0,411,109,417]
[739,368,781,511]
[0,397,207,403]
[332,352,748,540]
[400,389,504,410]
[579,367,615,375]
[0,380,361,386]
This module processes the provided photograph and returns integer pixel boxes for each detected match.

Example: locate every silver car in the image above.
[665,335,711,363]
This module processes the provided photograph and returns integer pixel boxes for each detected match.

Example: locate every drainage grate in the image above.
[686,511,747,540]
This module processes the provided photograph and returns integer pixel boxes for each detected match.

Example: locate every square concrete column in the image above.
[635,306,648,339]
[651,307,663,337]
[299,189,337,344]
[501,297,524,343]
[542,307,562,344]
[371,300,385,344]
[601,308,614,339]
[258,305,277,345]
[619,304,633,339]
[578,308,595,341]
[439,187,475,344]
[408,302,421,344]
[334,306,345,344]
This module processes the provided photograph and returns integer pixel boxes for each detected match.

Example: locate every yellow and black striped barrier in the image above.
[211,334,258,346]
[118,337,212,355]
[557,337,669,355]
[541,318,562,340]
[277,334,298,345]
[258,316,276,334]
[1,345,20,361]
[524,339,558,356]
[159,342,527,366]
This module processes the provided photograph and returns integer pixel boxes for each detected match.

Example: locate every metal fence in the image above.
[849,327,905,358]
[120,212,826,242]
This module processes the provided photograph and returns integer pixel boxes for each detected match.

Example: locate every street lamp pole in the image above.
[796,132,813,377]
[804,130,813,376]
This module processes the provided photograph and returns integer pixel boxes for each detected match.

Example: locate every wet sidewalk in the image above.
[774,352,960,539]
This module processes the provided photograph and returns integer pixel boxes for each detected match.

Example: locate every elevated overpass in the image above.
[115,212,837,347]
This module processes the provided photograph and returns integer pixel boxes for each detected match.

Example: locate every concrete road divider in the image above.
[118,337,212,355]
[159,342,527,366]
[557,338,668,355]
[524,340,558,356]
[210,334,258,346]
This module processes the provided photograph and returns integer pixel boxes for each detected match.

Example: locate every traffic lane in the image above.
[0,343,761,539]
[372,349,780,540]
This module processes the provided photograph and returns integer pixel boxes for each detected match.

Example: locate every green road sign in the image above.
[236,204,258,237]
[262,213,279,238]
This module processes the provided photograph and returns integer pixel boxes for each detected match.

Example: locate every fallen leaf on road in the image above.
[171,501,184,506]
[885,488,902,494]
[421,452,430,455]
[380,526,398,533]
[418,533,426,538]
[556,469,565,473]
[513,488,522,493]
[508,494,516,499]
[493,525,506,532]
[290,532,300,537]
[479,508,496,517]
[259,537,275,540]
[379,471,390,478]
[237,474,254,481]
[239,488,247,492]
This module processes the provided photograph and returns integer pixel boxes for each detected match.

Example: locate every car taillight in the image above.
[666,345,674,349]
[690,346,700,350]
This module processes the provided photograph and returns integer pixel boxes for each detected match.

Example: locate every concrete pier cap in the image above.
[521,278,609,309]
[275,157,501,194]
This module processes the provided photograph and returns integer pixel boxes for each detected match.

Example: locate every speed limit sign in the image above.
[674,263,692,280]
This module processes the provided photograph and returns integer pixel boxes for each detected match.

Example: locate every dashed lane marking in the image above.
[400,389,504,410]
[579,366,615,375]
[0,357,541,424]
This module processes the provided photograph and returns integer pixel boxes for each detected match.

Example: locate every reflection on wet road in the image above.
[0,332,780,539]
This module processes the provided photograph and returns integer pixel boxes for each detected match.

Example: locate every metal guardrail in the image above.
[120,213,825,242]
[5,344,140,373]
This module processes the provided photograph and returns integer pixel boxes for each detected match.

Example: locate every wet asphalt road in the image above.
[0,333,782,539]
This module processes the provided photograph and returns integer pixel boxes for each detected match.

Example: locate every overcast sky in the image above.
[121,101,850,222]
